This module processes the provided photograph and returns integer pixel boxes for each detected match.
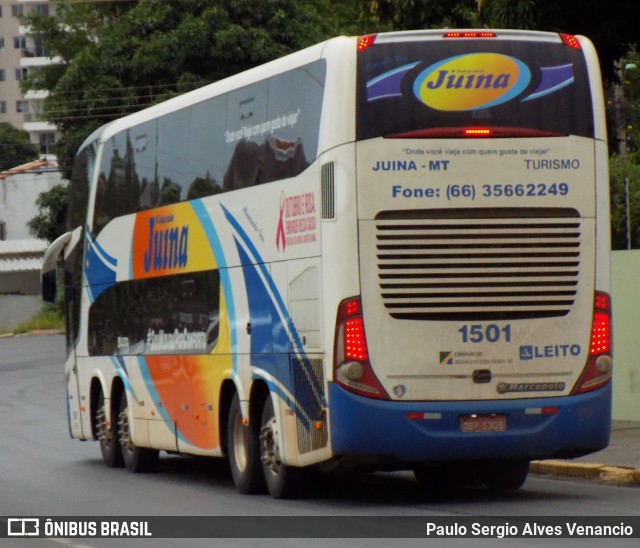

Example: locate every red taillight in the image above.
[572,291,612,394]
[343,298,361,316]
[590,292,612,355]
[594,292,610,312]
[590,312,611,355]
[344,317,368,361]
[357,34,376,51]
[560,33,581,49]
[444,31,496,39]
[334,297,388,400]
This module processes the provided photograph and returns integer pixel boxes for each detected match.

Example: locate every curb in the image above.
[531,460,640,486]
[0,328,64,338]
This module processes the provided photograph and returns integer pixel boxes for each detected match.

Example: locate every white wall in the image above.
[0,295,43,331]
[611,250,640,421]
[0,169,63,239]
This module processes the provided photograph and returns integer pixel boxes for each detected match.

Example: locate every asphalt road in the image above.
[1,334,639,548]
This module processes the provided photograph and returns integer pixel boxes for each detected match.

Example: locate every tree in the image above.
[23,0,359,180]
[27,184,69,242]
[609,154,640,249]
[360,0,478,30]
[0,123,39,172]
[357,1,639,84]
[187,175,221,200]
[608,49,640,156]
[480,0,639,82]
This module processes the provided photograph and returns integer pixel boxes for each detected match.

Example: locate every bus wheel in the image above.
[95,390,123,468]
[483,460,530,491]
[117,391,159,473]
[227,393,264,494]
[260,395,302,499]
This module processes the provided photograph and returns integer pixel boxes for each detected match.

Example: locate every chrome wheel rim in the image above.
[232,413,247,471]
[96,403,111,448]
[117,404,133,455]
[260,417,281,476]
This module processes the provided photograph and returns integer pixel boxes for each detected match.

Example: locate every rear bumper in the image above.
[328,382,611,462]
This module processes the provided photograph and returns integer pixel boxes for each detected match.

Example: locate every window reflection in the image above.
[88,270,221,356]
[92,60,326,234]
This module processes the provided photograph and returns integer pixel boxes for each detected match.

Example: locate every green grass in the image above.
[7,304,64,335]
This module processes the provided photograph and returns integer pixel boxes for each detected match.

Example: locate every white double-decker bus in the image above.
[43,29,612,497]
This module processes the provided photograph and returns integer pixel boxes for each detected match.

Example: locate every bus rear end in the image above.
[329,30,611,482]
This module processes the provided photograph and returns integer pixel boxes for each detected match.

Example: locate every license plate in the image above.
[460,415,506,433]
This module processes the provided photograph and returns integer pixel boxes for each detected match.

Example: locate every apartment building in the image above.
[0,0,58,155]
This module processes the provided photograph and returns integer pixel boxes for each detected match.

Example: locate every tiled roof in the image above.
[0,257,43,273]
[0,159,59,181]
[0,239,49,255]
[0,240,47,274]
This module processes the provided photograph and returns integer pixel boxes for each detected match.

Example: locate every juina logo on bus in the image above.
[413,53,531,111]
[132,203,215,279]
[142,215,188,273]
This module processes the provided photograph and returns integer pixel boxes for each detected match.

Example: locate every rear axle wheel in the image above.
[96,390,123,468]
[227,393,264,494]
[260,395,305,499]
[117,391,159,473]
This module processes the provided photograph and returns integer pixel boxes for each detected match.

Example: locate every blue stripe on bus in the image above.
[252,371,297,412]
[86,227,118,268]
[235,240,314,429]
[220,203,323,430]
[522,63,575,102]
[366,62,420,101]
[219,203,320,374]
[83,230,117,301]
[110,356,139,404]
[190,200,238,361]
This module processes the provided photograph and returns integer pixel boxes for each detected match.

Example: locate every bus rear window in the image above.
[356,38,594,141]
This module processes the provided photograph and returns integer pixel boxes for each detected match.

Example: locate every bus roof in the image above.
[76,28,596,154]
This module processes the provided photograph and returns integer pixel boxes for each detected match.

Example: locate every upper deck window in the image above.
[92,60,326,234]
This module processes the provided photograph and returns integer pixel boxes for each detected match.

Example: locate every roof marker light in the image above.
[357,34,377,51]
[444,31,496,39]
[560,33,581,49]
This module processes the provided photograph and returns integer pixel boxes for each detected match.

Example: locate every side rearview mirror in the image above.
[41,270,57,303]
[41,231,72,303]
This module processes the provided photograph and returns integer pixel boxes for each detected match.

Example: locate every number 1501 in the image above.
[458,324,512,344]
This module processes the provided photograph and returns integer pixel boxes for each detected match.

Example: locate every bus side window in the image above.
[87,269,221,356]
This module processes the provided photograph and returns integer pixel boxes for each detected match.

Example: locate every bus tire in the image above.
[95,390,124,468]
[483,459,529,491]
[260,395,304,499]
[118,391,159,473]
[227,392,264,494]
